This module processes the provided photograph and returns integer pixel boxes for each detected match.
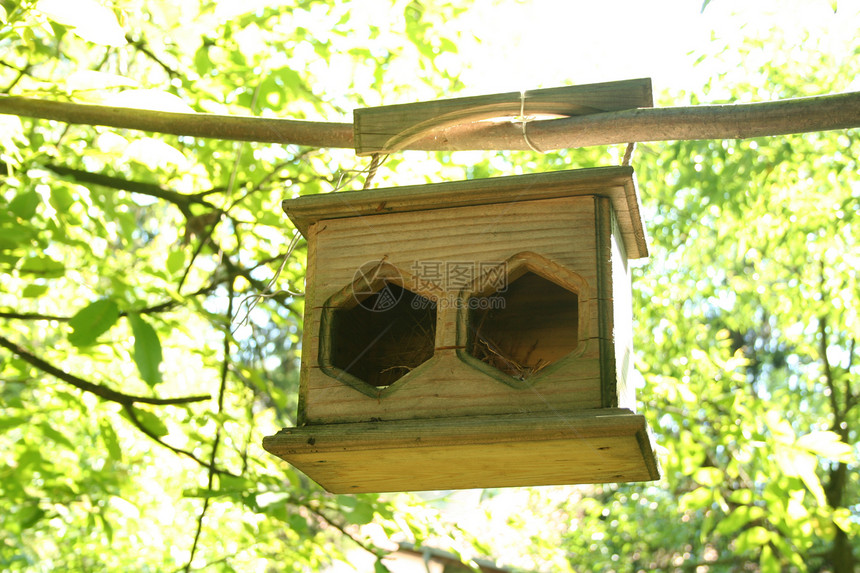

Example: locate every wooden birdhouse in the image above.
[263,166,660,492]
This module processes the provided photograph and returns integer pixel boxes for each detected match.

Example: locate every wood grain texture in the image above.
[301,197,608,424]
[353,78,653,155]
[611,209,636,410]
[594,196,617,408]
[262,409,660,492]
[284,166,648,259]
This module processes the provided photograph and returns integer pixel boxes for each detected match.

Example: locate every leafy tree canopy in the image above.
[0,0,857,572]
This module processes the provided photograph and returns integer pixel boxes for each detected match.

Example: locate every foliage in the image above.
[0,0,476,570]
[0,0,858,572]
[533,30,860,573]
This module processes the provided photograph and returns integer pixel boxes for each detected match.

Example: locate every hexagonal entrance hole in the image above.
[467,272,579,381]
[329,283,437,388]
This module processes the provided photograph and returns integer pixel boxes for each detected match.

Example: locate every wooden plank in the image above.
[262,409,660,492]
[594,196,617,408]
[284,166,648,259]
[611,210,636,410]
[303,353,605,424]
[353,78,653,155]
[300,197,606,423]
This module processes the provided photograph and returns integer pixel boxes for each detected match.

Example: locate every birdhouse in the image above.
[263,166,660,492]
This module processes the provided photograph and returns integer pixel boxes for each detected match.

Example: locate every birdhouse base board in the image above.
[262,409,659,493]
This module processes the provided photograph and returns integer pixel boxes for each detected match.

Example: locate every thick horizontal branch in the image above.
[420,90,860,151]
[0,333,210,406]
[0,95,353,148]
[1,91,859,151]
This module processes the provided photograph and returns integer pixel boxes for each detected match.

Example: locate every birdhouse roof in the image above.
[283,166,649,258]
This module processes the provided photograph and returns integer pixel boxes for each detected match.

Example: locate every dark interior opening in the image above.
[329,283,436,388]
[467,272,579,380]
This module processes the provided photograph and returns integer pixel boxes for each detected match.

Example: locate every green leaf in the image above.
[39,422,75,450]
[679,487,712,512]
[18,255,66,278]
[760,545,780,573]
[794,452,828,507]
[288,514,308,534]
[68,299,120,346]
[692,467,723,487]
[336,494,358,509]
[127,407,169,438]
[166,249,186,275]
[22,284,49,298]
[344,501,375,525]
[735,526,772,553]
[796,431,854,462]
[127,314,163,387]
[764,410,794,441]
[9,191,40,219]
[194,44,213,75]
[0,416,29,432]
[716,505,765,535]
[17,504,46,532]
[37,0,127,46]
[832,508,853,533]
[100,420,122,462]
[49,186,75,211]
[374,559,392,573]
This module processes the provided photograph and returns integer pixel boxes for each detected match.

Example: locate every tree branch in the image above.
[0,333,210,406]
[2,90,860,151]
[122,403,237,478]
[0,94,353,148]
[185,278,234,573]
[818,264,856,573]
[44,163,217,217]
[0,283,218,323]
[819,315,841,424]
[302,502,385,559]
[846,338,857,411]
[0,311,69,322]
[125,33,181,79]
[1,60,31,92]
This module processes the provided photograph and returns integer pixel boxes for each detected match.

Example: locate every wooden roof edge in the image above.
[282,166,649,259]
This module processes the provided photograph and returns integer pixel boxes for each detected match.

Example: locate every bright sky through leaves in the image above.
[433,0,859,98]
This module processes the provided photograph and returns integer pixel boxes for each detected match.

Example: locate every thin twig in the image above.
[303,503,385,558]
[185,249,236,571]
[0,334,210,406]
[125,33,181,79]
[122,404,237,478]
[0,283,217,323]
[2,61,31,93]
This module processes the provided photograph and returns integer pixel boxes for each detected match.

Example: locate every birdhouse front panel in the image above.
[263,166,659,492]
[302,195,604,424]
